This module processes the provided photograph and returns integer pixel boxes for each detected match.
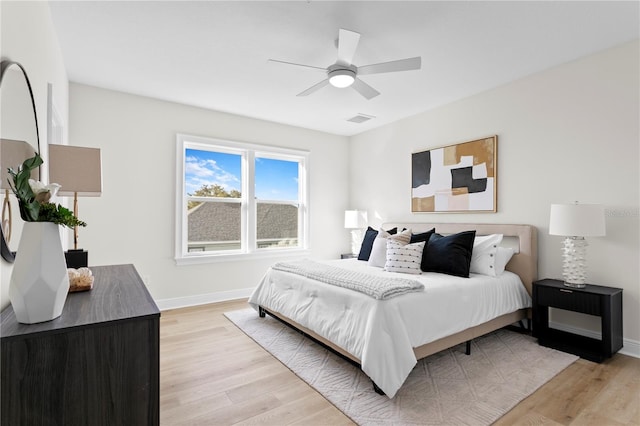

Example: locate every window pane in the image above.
[257,201,298,249]
[187,201,241,252]
[185,148,242,199]
[178,134,308,261]
[255,157,298,201]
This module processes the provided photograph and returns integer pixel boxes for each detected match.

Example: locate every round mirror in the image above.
[0,61,41,263]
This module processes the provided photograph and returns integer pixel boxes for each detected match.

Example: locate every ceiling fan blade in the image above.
[268,59,326,71]
[358,57,422,75]
[297,79,330,97]
[336,29,361,66]
[352,78,380,100]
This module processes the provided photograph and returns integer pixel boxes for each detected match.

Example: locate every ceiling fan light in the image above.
[328,69,355,88]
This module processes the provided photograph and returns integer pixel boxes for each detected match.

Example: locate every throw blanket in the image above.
[271,259,424,300]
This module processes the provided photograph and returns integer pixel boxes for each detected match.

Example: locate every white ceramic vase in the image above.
[9,222,70,324]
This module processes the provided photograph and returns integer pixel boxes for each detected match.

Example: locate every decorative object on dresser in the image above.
[67,266,95,292]
[344,209,367,255]
[1,264,160,425]
[48,143,102,268]
[411,136,497,213]
[10,222,70,323]
[549,202,606,288]
[532,279,623,362]
[7,152,86,324]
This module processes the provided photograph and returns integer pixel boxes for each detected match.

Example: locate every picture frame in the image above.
[411,136,497,213]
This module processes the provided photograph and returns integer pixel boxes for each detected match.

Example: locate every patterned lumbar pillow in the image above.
[385,240,425,275]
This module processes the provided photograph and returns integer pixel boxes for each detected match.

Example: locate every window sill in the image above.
[175,248,311,266]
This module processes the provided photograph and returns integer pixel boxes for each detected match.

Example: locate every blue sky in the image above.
[185,149,299,201]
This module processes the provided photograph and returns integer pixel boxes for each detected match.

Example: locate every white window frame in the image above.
[175,133,310,265]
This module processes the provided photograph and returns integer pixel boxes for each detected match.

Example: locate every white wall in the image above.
[349,41,640,345]
[68,84,350,307]
[0,2,69,310]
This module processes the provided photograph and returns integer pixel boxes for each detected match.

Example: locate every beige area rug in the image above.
[225,308,578,426]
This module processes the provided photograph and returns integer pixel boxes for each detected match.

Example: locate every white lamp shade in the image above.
[344,210,367,229]
[549,203,606,237]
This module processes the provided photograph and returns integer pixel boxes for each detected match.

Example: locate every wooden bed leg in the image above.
[372,381,385,396]
[258,306,266,318]
[466,340,471,355]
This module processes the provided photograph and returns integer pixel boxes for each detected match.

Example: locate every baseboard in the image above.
[155,287,254,311]
[549,321,640,359]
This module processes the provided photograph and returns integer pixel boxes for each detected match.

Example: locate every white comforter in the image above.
[248,259,531,398]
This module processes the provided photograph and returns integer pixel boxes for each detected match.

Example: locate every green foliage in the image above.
[37,203,87,228]
[7,154,43,222]
[188,184,241,209]
[7,153,87,228]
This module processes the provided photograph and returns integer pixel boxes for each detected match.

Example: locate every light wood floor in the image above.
[160,299,640,425]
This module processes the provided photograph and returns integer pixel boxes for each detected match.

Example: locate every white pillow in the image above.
[495,247,515,275]
[368,228,412,268]
[385,240,425,275]
[469,234,503,276]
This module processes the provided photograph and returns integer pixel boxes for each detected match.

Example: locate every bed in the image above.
[248,223,537,398]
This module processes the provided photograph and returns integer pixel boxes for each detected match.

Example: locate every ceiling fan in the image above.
[269,28,421,100]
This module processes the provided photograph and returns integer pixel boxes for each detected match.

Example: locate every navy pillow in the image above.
[410,228,435,244]
[357,226,397,261]
[421,230,476,277]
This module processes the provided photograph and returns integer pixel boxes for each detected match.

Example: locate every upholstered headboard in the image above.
[382,223,538,295]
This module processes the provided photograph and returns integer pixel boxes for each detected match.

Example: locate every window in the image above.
[176,134,309,263]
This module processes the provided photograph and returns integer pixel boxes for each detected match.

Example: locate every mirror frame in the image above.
[1,60,41,263]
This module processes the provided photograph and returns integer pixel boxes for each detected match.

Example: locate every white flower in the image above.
[28,179,62,203]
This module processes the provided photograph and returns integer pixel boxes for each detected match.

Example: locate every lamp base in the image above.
[563,281,586,289]
[561,236,588,286]
[350,229,364,256]
[65,249,88,269]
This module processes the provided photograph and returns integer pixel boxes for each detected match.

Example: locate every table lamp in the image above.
[344,210,367,255]
[549,202,605,288]
[48,144,102,268]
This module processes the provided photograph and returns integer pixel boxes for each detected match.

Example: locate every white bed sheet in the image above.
[248,258,531,398]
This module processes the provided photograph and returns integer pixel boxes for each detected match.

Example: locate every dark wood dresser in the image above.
[1,264,160,426]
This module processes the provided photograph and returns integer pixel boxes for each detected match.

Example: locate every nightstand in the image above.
[341,253,357,259]
[532,279,623,362]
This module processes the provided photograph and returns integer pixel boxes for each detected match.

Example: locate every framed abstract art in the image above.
[411,136,497,213]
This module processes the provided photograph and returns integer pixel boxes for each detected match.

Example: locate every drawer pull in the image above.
[560,289,573,293]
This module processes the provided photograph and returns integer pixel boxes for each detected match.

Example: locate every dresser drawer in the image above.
[536,286,601,316]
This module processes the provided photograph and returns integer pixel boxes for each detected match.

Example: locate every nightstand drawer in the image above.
[536,287,601,316]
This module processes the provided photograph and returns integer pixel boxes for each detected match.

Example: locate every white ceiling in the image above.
[49,1,639,137]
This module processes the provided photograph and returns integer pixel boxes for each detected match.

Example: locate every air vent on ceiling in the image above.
[347,113,375,123]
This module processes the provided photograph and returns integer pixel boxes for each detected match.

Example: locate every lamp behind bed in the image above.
[345,210,368,255]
